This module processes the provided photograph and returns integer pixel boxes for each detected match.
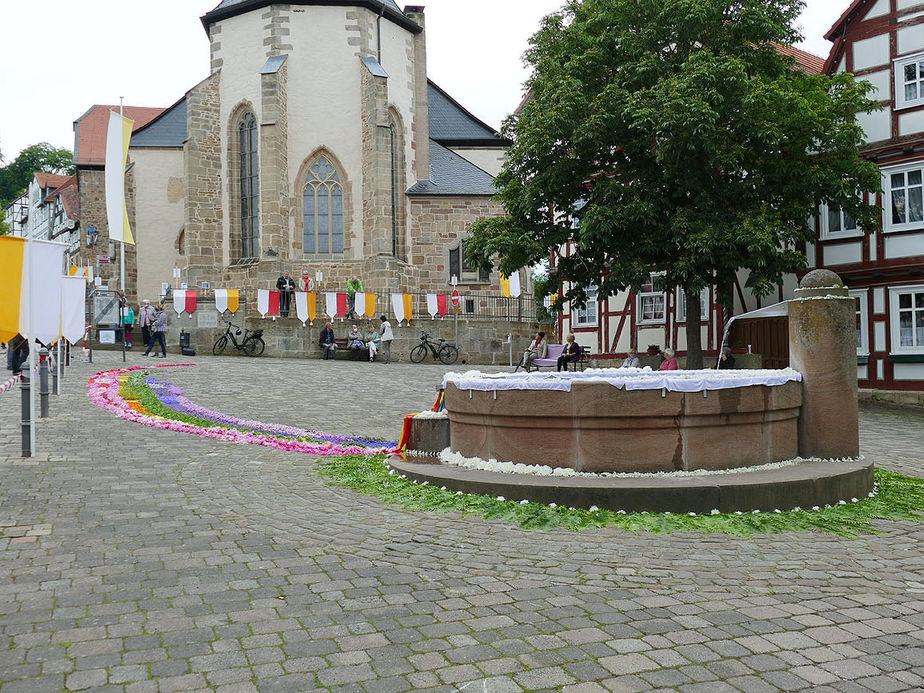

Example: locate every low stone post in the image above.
[38,348,50,418]
[789,269,858,458]
[20,371,31,458]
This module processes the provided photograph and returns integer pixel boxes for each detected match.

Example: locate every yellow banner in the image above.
[227,289,239,314]
[500,275,511,298]
[402,293,413,323]
[306,292,317,324]
[365,293,376,318]
[0,237,26,343]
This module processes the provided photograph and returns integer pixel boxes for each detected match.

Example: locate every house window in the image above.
[885,164,924,232]
[894,51,924,110]
[637,275,666,324]
[574,285,598,327]
[890,285,924,353]
[303,157,344,255]
[239,113,259,259]
[851,289,869,356]
[819,203,861,240]
[676,288,710,322]
[449,242,489,283]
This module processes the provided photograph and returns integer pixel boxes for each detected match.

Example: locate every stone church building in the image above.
[125,0,511,304]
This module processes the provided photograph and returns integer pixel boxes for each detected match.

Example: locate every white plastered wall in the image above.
[131,148,185,302]
[448,147,506,177]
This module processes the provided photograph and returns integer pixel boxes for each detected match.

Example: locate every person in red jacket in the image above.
[659,348,678,371]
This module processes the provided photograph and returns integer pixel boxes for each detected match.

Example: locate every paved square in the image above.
[1,351,923,692]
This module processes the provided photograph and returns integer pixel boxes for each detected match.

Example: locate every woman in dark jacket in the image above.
[143,305,168,358]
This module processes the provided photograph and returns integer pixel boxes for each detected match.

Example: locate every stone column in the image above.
[789,269,859,458]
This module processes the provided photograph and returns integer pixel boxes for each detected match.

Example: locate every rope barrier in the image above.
[0,373,23,395]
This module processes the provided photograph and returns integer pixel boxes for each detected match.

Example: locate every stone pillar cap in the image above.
[794,269,848,298]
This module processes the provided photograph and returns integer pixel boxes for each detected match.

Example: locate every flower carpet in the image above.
[87,366,394,456]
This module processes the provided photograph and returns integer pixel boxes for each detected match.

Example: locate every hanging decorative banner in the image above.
[0,237,26,344]
[214,289,228,313]
[391,293,405,324]
[364,293,376,318]
[105,110,135,245]
[22,239,66,345]
[437,294,449,317]
[295,291,309,326]
[184,290,198,315]
[509,271,522,298]
[306,292,317,324]
[173,290,187,315]
[226,289,239,314]
[500,275,511,298]
[61,276,87,345]
[324,292,337,319]
[257,289,280,318]
[426,293,438,319]
[402,293,413,325]
[354,292,366,318]
[336,292,348,319]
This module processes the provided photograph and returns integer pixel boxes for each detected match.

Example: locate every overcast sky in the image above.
[0,0,845,162]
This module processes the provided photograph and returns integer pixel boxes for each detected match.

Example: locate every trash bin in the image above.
[180,330,195,356]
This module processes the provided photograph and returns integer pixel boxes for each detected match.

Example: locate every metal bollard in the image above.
[52,348,59,395]
[20,371,31,458]
[39,348,50,418]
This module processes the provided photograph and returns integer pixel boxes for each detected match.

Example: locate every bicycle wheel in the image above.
[212,335,228,356]
[409,344,428,363]
[244,337,265,357]
[439,344,459,365]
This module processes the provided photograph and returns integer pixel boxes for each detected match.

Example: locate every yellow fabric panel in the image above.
[0,237,26,343]
[306,292,317,323]
[365,293,376,318]
[121,116,135,245]
[227,289,239,314]
[402,293,413,322]
[500,276,511,298]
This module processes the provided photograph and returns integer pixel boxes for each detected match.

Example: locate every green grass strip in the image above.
[315,455,924,537]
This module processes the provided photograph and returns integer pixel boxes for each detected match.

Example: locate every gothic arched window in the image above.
[303,157,344,255]
[239,113,259,259]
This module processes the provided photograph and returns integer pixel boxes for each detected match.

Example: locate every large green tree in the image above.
[0,142,75,210]
[467,0,881,367]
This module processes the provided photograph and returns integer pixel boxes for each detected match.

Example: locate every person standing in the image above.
[276,271,297,317]
[143,305,168,358]
[300,271,314,292]
[379,315,393,364]
[122,304,135,348]
[346,276,363,318]
[138,299,156,347]
[319,323,337,359]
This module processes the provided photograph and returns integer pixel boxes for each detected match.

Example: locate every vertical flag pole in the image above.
[26,237,37,454]
[119,99,127,363]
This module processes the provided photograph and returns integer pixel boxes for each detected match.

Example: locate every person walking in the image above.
[143,305,168,358]
[379,315,393,364]
[138,300,156,347]
[276,271,297,317]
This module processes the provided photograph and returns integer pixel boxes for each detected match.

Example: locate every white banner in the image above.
[214,289,228,314]
[391,293,405,324]
[61,276,87,345]
[426,293,438,318]
[325,292,337,319]
[257,289,270,318]
[295,291,309,325]
[354,292,366,318]
[21,239,65,345]
[172,289,186,315]
[509,271,522,298]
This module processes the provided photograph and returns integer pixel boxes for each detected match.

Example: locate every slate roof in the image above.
[73,105,166,166]
[202,0,417,33]
[131,97,188,148]
[428,81,507,147]
[406,140,496,197]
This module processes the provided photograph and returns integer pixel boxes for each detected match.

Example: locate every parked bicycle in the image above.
[409,331,459,365]
[213,320,265,357]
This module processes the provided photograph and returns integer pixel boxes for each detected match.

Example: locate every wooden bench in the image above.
[319,336,367,360]
[532,344,586,371]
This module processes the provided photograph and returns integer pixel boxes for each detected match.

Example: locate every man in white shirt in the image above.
[379,315,394,364]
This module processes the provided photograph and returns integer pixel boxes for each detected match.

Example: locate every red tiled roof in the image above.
[73,105,166,166]
[44,175,79,219]
[824,0,867,42]
[34,173,70,190]
[773,42,826,73]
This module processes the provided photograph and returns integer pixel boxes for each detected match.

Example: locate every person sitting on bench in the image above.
[518,331,547,372]
[557,334,582,372]
[319,323,337,359]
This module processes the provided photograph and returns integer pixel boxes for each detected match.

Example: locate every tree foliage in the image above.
[467,0,881,364]
[0,142,75,209]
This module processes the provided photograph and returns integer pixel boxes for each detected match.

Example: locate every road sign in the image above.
[450,289,461,308]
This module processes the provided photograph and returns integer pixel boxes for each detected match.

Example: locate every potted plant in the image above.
[646,344,661,356]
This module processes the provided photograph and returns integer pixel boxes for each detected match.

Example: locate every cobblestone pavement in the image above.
[0,351,922,693]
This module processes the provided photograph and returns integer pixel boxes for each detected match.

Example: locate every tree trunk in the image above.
[684,286,704,369]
